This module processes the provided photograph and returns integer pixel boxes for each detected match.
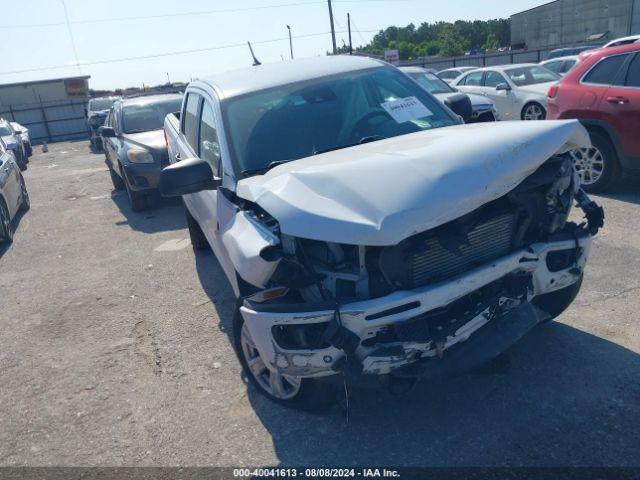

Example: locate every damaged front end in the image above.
[234,151,603,384]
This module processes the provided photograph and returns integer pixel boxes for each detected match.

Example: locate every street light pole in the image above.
[327,0,337,54]
[286,25,294,59]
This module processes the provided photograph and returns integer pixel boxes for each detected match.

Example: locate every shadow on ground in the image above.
[111,190,186,234]
[595,175,640,206]
[193,249,640,466]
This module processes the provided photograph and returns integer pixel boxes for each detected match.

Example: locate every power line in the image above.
[0,0,407,29]
[60,0,81,74]
[0,29,378,76]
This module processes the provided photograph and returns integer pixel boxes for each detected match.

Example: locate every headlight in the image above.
[126,149,154,164]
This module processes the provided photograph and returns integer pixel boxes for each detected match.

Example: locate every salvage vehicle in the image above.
[101,94,183,211]
[547,42,640,192]
[0,119,28,170]
[453,64,561,120]
[85,96,119,151]
[0,138,29,244]
[401,66,499,122]
[161,56,603,411]
[10,122,32,157]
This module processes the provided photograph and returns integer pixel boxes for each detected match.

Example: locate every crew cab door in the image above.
[599,52,640,157]
[176,90,238,288]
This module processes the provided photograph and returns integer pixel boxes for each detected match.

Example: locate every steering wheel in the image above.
[349,109,393,140]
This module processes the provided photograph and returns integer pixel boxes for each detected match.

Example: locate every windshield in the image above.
[505,66,560,86]
[122,98,182,133]
[0,125,12,136]
[89,98,117,111]
[224,67,456,176]
[407,71,455,94]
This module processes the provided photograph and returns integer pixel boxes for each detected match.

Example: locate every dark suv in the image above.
[547,43,640,192]
[101,94,183,211]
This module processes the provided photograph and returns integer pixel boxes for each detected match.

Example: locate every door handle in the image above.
[175,153,181,161]
[607,96,629,104]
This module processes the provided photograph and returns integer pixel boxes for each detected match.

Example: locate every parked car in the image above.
[602,35,640,48]
[464,48,485,56]
[101,94,183,211]
[453,64,561,120]
[0,138,29,244]
[547,42,640,192]
[85,96,119,151]
[547,45,599,59]
[0,119,28,170]
[437,66,478,83]
[10,122,32,157]
[400,66,499,122]
[161,55,602,411]
[540,55,579,76]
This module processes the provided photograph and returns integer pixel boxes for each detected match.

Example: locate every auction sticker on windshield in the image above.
[381,96,433,123]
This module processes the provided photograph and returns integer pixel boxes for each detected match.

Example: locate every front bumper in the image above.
[240,234,592,380]
[122,162,162,191]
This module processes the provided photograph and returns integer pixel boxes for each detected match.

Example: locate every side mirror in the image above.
[160,157,221,197]
[443,93,473,123]
[14,130,22,135]
[101,127,116,138]
[496,82,511,91]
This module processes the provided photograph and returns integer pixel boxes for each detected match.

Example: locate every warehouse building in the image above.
[0,75,90,144]
[511,0,640,49]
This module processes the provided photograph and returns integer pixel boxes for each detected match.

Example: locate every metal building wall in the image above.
[511,0,636,49]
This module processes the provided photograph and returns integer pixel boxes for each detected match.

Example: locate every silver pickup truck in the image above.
[162,56,603,411]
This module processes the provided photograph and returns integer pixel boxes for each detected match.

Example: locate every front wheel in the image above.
[233,308,340,411]
[521,102,546,120]
[0,198,13,245]
[570,130,620,193]
[184,204,210,251]
[109,165,125,190]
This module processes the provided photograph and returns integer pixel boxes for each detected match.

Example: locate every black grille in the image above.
[411,212,516,288]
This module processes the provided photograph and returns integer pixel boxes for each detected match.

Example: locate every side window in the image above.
[461,71,483,86]
[440,71,456,80]
[198,101,221,176]
[583,54,628,85]
[544,61,562,74]
[561,60,576,73]
[183,93,201,151]
[484,71,506,87]
[624,54,640,88]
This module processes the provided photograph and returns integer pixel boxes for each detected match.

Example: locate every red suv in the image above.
[547,43,640,192]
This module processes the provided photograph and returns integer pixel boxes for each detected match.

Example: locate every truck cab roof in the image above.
[198,55,385,100]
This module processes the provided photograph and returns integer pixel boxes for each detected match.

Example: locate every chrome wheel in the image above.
[240,322,301,400]
[523,103,545,120]
[570,147,604,186]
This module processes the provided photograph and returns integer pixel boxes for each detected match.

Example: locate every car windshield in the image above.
[505,66,560,86]
[0,125,12,136]
[122,98,182,133]
[224,66,456,176]
[89,98,116,111]
[407,71,455,94]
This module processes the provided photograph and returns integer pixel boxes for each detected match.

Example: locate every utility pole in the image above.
[347,13,353,54]
[327,0,337,54]
[286,25,294,59]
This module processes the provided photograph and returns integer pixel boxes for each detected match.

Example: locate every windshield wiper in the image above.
[312,135,385,156]
[241,159,294,177]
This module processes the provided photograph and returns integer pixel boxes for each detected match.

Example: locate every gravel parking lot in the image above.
[1,140,639,467]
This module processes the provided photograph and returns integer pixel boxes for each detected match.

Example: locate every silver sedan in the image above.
[0,138,29,244]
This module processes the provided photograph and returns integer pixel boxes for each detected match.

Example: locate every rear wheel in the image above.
[521,102,546,120]
[571,130,620,193]
[233,308,340,412]
[0,198,13,245]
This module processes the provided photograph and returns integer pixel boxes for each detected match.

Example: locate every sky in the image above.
[0,0,551,90]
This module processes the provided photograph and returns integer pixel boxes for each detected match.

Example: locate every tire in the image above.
[571,130,620,193]
[233,307,340,412]
[109,165,125,190]
[533,274,583,323]
[19,175,30,212]
[521,102,546,120]
[122,169,147,212]
[184,203,210,251]
[0,198,13,245]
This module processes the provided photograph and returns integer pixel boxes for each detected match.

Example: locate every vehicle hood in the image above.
[518,81,556,97]
[236,120,590,246]
[1,135,17,148]
[123,129,166,151]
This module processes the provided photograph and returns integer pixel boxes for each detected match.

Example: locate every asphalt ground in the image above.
[1,140,639,467]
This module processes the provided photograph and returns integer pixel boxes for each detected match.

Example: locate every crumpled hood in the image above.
[236,120,590,246]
